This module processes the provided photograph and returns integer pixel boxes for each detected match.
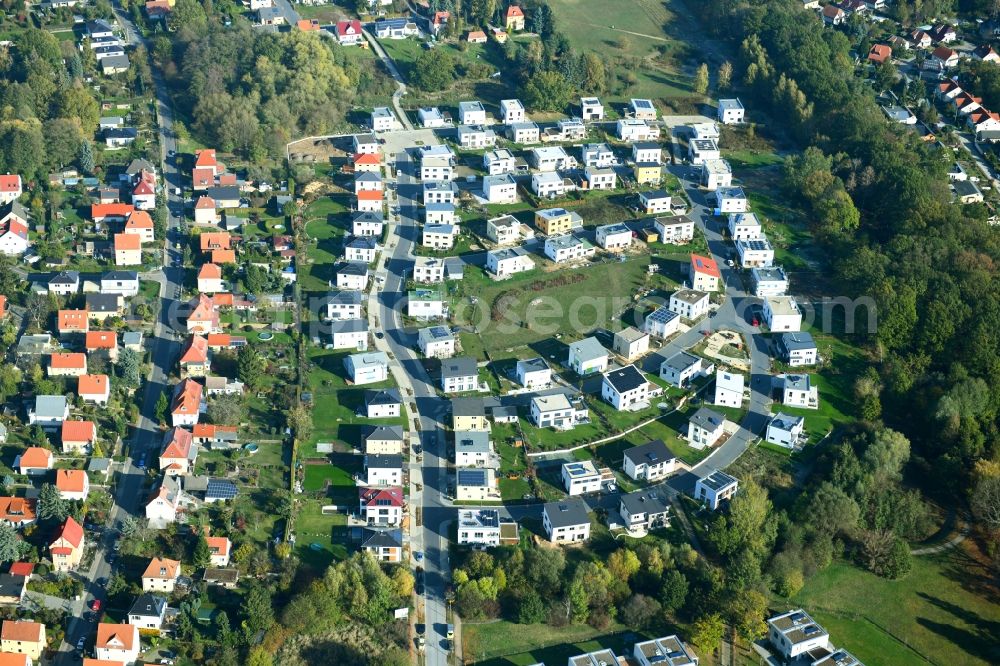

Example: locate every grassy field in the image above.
[791,550,1000,666]
[294,498,349,570]
[464,622,638,666]
[454,256,652,355]
[544,0,694,104]
[301,195,351,292]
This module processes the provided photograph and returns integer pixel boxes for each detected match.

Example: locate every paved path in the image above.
[364,30,414,131]
[911,519,968,555]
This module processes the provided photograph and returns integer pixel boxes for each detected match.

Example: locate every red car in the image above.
[89,599,102,611]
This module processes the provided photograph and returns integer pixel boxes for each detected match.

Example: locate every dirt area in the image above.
[288,136,351,163]
[700,329,749,371]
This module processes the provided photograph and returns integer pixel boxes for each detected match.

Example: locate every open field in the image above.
[791,548,1000,666]
[465,622,637,666]
[453,256,652,355]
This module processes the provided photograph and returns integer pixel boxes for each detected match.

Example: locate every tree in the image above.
[0,365,21,404]
[412,49,455,91]
[193,533,211,568]
[581,53,606,93]
[106,573,128,596]
[516,590,547,624]
[208,395,245,425]
[718,61,733,90]
[0,524,27,562]
[972,474,1000,533]
[729,589,768,642]
[709,480,775,557]
[246,647,274,666]
[873,61,897,92]
[38,484,70,522]
[523,70,572,111]
[803,482,860,537]
[117,348,141,389]
[660,569,689,613]
[619,594,660,629]
[237,346,266,391]
[243,264,268,294]
[154,392,169,425]
[391,567,414,597]
[286,404,313,441]
[242,583,275,639]
[693,63,709,94]
[691,613,725,654]
[607,548,641,582]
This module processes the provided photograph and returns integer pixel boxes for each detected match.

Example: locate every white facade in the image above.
[655,216,695,244]
[617,118,659,142]
[716,187,749,213]
[483,149,516,175]
[644,306,680,339]
[500,99,525,124]
[561,460,602,496]
[767,610,830,659]
[585,167,617,190]
[582,143,615,168]
[422,225,457,250]
[418,107,448,128]
[668,289,710,320]
[544,235,595,263]
[530,146,573,172]
[580,96,604,120]
[714,369,744,408]
[483,174,517,204]
[458,100,487,126]
[688,139,720,165]
[486,215,521,245]
[702,159,733,190]
[718,98,745,125]
[457,509,502,547]
[516,358,551,389]
[419,145,455,181]
[532,171,568,198]
[596,223,632,250]
[766,413,806,448]
[752,267,789,298]
[728,212,764,240]
[417,326,456,358]
[736,238,775,268]
[371,107,394,132]
[457,125,497,149]
[486,247,535,277]
[764,296,802,332]
[344,352,389,385]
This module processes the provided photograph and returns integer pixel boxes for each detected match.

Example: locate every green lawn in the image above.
[302,461,357,494]
[294,498,349,570]
[791,554,1000,666]
[452,257,652,354]
[464,622,638,666]
[303,348,406,456]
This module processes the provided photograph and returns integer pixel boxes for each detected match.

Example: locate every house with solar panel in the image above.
[359,487,404,526]
[561,460,602,496]
[632,635,699,666]
[454,468,498,501]
[766,609,831,660]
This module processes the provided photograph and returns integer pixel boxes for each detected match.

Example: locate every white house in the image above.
[412,256,446,284]
[482,174,517,204]
[640,190,672,215]
[584,166,617,190]
[596,223,632,250]
[365,388,402,418]
[716,186,749,213]
[422,224,457,250]
[655,215,695,244]
[325,290,363,320]
[532,171,569,198]
[630,98,658,120]
[702,158,733,191]
[612,327,649,361]
[644,306,680,339]
[668,289,710,320]
[617,118,659,142]
[633,636,698,666]
[767,610,830,660]
[335,261,369,290]
[694,470,739,510]
[763,296,802,332]
[777,331,818,366]
[424,203,457,225]
[659,351,707,388]
[516,357,551,389]
[441,356,478,393]
[417,325,456,358]
[561,460,602,496]
[508,121,540,144]
[95,623,141,665]
[329,319,369,351]
[458,100,487,125]
[500,98,525,124]
[483,149,516,175]
[782,374,818,409]
[352,212,384,237]
[408,288,446,319]
[530,146,573,172]
[542,499,591,543]
[691,122,720,140]
[365,454,403,487]
[766,412,806,448]
[688,138,720,165]
[718,98,745,124]
[633,142,662,164]
[567,337,608,375]
[371,107,394,132]
[622,439,678,482]
[344,351,389,385]
[728,212,763,240]
[486,246,534,277]
[687,407,725,449]
[581,143,615,168]
[457,125,497,149]
[530,393,588,429]
[454,468,499,501]
[457,509,502,547]
[423,181,457,205]
[544,234,595,263]
[359,487,404,526]
[454,430,494,468]
[714,369,744,408]
[344,236,378,263]
[486,214,521,245]
[601,364,650,411]
[580,96,604,120]
[419,145,455,181]
[736,238,775,268]
[618,490,670,531]
[418,107,448,128]
[752,266,789,297]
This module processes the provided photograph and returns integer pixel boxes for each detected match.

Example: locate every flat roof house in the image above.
[764,295,802,332]
[713,368,744,408]
[516,357,551,389]
[694,470,739,510]
[633,635,699,666]
[612,326,649,361]
[752,266,789,297]
[418,325,456,358]
[561,460,602,496]
[644,306,680,339]
[344,351,389,385]
[542,498,590,543]
[567,337,608,375]
[530,393,588,430]
[718,98,745,124]
[767,609,830,659]
[766,412,806,448]
[455,467,499,501]
[457,508,502,547]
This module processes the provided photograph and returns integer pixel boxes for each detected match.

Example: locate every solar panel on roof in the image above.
[206,479,237,499]
[457,470,485,485]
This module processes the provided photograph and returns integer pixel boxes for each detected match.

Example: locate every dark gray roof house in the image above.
[543,498,590,528]
[603,364,647,394]
[442,356,477,379]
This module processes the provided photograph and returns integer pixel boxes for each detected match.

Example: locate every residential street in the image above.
[52,6,187,663]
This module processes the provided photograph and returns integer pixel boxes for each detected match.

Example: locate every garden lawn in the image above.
[294,498,349,570]
[791,552,1000,666]
[302,461,357,496]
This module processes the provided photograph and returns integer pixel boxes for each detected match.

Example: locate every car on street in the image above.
[90,599,102,611]
[375,332,384,339]
[414,551,423,561]
[76,637,85,650]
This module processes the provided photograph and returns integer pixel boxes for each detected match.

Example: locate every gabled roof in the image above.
[171,378,202,415]
[56,470,88,494]
[18,447,52,470]
[0,175,21,193]
[0,620,43,643]
[932,45,957,60]
[623,439,674,466]
[62,420,97,442]
[194,149,218,169]
[50,352,87,370]
[86,331,117,350]
[0,498,36,523]
[603,364,647,394]
[78,374,110,396]
[180,335,209,364]
[161,427,194,460]
[95,622,137,651]
[206,535,230,557]
[52,515,84,548]
[690,253,720,277]
[92,203,134,219]
[114,233,141,251]
[143,557,180,580]
[359,486,404,507]
[125,210,154,230]
[198,262,222,280]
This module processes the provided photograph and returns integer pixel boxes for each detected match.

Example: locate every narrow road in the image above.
[54,7,186,664]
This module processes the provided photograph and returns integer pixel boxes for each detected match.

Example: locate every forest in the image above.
[692,0,1000,569]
